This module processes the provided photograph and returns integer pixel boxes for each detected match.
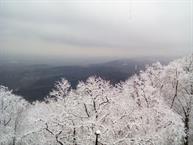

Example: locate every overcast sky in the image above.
[0,0,192,64]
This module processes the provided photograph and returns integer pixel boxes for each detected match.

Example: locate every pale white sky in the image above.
[0,0,192,64]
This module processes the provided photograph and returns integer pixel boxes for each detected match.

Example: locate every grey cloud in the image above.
[0,0,192,62]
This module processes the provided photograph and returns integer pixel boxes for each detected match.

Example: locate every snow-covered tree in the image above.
[19,77,116,145]
[16,100,68,145]
[21,75,185,145]
[49,78,71,100]
[0,86,28,145]
[119,66,185,145]
[160,55,193,145]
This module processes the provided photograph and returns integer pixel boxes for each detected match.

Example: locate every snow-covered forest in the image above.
[1,55,193,145]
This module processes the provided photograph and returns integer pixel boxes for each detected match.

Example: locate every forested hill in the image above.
[0,57,173,101]
[0,55,192,145]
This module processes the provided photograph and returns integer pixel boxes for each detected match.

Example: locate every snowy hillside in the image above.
[1,55,193,145]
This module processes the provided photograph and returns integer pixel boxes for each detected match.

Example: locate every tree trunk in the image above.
[13,137,16,145]
[184,115,189,145]
[95,134,99,145]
